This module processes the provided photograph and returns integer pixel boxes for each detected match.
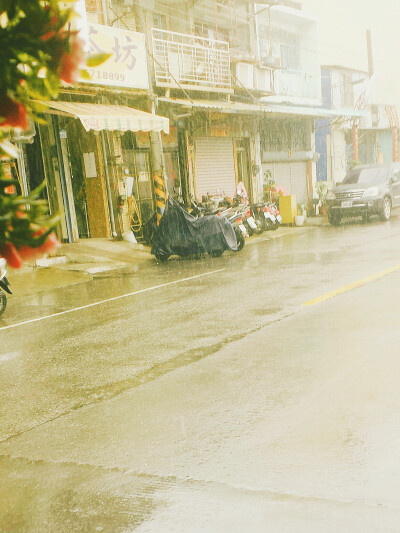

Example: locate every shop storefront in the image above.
[194,137,236,200]
[260,116,314,205]
[190,116,256,202]
[37,101,169,242]
[261,161,309,204]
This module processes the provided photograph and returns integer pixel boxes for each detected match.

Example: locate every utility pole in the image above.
[366,29,378,128]
[134,3,167,224]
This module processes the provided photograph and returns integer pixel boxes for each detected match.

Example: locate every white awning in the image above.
[42,101,169,134]
[158,97,368,119]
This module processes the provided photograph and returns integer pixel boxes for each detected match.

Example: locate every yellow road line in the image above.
[303,264,400,306]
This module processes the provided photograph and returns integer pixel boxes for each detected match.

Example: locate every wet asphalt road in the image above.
[1,216,400,531]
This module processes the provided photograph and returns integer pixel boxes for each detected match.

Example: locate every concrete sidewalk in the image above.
[55,238,152,273]
[7,220,324,299]
[7,239,153,301]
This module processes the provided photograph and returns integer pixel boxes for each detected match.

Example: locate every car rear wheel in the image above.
[328,212,341,226]
[380,197,391,221]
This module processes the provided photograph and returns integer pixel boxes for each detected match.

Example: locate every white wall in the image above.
[328,127,347,183]
[255,5,321,104]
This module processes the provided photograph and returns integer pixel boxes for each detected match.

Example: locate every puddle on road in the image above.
[252,307,282,316]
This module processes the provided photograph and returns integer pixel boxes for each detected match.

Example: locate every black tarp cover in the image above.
[151,198,238,257]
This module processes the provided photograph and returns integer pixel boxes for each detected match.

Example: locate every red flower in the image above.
[40,30,56,42]
[36,232,59,254]
[0,243,22,269]
[18,233,59,262]
[0,96,29,131]
[17,245,37,261]
[4,185,16,195]
[59,35,85,84]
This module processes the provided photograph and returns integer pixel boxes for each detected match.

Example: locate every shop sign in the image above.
[83,152,97,178]
[136,131,151,148]
[211,126,229,137]
[81,23,149,90]
[162,127,177,145]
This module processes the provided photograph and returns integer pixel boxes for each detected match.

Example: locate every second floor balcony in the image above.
[151,28,232,93]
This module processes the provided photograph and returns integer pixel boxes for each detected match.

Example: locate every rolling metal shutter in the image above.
[289,162,308,205]
[195,138,236,200]
[262,162,308,204]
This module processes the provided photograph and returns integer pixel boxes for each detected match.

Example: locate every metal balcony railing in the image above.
[151,28,232,93]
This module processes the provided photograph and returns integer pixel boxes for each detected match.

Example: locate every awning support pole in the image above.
[101,131,117,237]
[52,115,74,243]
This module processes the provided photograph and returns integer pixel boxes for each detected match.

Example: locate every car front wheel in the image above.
[380,197,391,221]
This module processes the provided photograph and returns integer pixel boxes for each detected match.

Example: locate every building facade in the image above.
[17,0,399,240]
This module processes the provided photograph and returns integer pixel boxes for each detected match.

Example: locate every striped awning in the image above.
[158,97,368,119]
[43,101,169,134]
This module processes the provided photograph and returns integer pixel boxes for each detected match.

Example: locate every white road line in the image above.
[0,269,225,332]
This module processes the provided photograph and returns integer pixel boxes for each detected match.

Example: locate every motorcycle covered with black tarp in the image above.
[151,198,241,261]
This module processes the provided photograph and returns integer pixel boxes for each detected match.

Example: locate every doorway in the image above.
[236,139,252,202]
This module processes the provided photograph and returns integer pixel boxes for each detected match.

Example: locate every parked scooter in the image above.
[0,258,12,317]
[246,204,264,235]
[226,204,249,251]
[262,202,282,231]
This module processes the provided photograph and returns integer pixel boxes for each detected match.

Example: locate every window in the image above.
[342,167,390,185]
[280,42,300,71]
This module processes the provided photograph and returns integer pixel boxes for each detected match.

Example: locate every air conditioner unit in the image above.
[254,67,272,92]
[235,62,254,89]
[260,56,281,68]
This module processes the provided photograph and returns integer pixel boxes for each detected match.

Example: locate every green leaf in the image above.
[0,140,19,159]
[44,70,60,98]
[29,100,49,114]
[0,178,19,187]
[27,79,50,100]
[80,69,91,80]
[86,53,111,67]
[28,180,47,199]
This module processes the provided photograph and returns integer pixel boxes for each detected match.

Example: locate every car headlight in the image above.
[326,191,335,200]
[362,187,379,197]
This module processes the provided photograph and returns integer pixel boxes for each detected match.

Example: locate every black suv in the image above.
[326,163,400,225]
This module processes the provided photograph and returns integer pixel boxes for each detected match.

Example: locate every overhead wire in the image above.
[108,0,399,104]
[120,0,400,75]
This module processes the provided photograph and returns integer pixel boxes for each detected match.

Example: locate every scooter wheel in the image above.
[262,219,273,231]
[154,251,170,262]
[246,226,255,236]
[0,289,7,317]
[234,227,245,251]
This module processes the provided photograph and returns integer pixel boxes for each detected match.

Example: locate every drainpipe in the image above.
[101,0,108,25]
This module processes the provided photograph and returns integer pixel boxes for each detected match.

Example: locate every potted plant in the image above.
[295,203,305,226]
[315,181,332,216]
[263,169,276,203]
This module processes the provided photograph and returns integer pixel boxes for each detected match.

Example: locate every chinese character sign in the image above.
[81,24,149,89]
